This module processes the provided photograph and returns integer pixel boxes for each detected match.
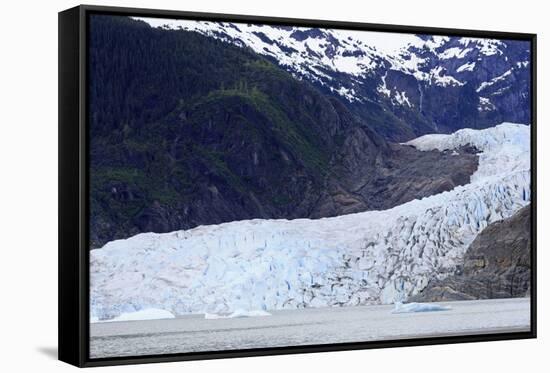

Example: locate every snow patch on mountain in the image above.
[459,37,503,56]
[377,72,391,97]
[516,61,529,68]
[439,47,472,60]
[394,91,412,107]
[426,66,465,87]
[477,69,513,92]
[456,62,476,73]
[478,97,495,112]
[332,86,358,102]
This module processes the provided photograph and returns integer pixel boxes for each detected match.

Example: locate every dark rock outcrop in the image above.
[409,205,531,302]
[311,143,478,218]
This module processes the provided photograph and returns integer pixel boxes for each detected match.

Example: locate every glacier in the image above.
[90,123,530,321]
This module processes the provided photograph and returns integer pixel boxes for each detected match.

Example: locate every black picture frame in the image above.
[59,4,537,367]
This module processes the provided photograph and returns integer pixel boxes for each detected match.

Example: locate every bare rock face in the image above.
[310,142,478,218]
[409,205,531,302]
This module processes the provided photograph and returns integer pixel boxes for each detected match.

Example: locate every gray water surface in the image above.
[90,298,530,358]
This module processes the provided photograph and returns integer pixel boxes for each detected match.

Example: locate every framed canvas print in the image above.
[58,5,537,367]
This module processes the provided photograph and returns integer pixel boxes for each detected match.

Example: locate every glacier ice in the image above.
[90,123,530,321]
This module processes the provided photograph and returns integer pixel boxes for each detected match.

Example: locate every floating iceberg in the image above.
[91,308,175,323]
[392,302,451,314]
[204,309,272,320]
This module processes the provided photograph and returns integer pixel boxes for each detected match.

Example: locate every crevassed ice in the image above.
[90,123,530,320]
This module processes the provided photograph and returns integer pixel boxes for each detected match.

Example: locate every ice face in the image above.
[90,123,530,321]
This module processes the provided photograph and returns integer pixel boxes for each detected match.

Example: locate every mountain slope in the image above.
[89,15,478,248]
[136,17,531,141]
[90,123,530,320]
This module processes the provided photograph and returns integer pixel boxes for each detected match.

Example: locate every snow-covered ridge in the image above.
[90,123,530,321]
[132,17,515,102]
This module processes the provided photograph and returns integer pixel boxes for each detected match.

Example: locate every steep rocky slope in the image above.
[409,205,531,302]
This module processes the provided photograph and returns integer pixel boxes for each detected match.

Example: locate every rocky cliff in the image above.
[409,205,531,302]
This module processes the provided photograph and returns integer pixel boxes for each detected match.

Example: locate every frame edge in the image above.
[58,5,86,368]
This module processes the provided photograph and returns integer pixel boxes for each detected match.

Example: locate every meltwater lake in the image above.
[90,298,530,358]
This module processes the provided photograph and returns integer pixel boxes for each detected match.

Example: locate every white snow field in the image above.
[89,298,530,358]
[90,123,530,321]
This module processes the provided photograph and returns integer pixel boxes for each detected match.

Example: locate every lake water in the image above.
[90,298,530,358]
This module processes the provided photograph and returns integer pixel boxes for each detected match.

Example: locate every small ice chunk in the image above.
[392,302,451,314]
[204,309,272,319]
[92,308,175,323]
